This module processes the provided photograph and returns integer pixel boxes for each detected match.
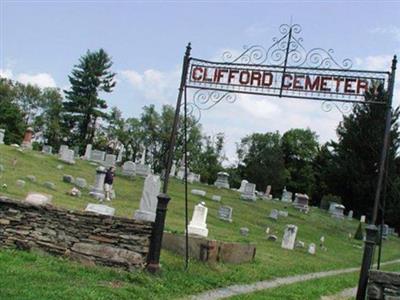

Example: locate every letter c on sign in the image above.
[192,67,203,81]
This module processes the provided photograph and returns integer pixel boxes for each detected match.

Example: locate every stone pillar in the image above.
[90,166,107,197]
[21,127,34,149]
[146,193,171,273]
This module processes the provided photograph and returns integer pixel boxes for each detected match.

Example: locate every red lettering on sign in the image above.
[203,68,213,82]
[320,76,332,92]
[333,77,344,92]
[344,78,356,94]
[216,69,228,83]
[293,75,305,90]
[356,79,369,94]
[304,76,320,91]
[192,67,203,81]
[251,71,262,86]
[282,74,293,88]
[228,70,239,84]
[262,72,273,86]
[239,71,250,84]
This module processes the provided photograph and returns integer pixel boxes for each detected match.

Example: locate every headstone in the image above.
[238,180,249,193]
[240,182,257,201]
[91,150,106,162]
[176,167,185,180]
[360,215,366,223]
[42,145,52,154]
[265,185,272,197]
[187,172,197,184]
[347,210,354,220]
[21,127,34,149]
[134,175,161,222]
[89,166,106,199]
[58,145,69,156]
[295,241,305,248]
[62,174,75,184]
[308,243,316,255]
[281,224,298,250]
[60,149,75,164]
[293,193,309,212]
[26,175,36,182]
[117,145,124,163]
[378,224,389,240]
[16,180,26,188]
[279,210,289,217]
[122,161,136,177]
[0,128,5,144]
[85,203,115,216]
[240,227,249,236]
[84,144,92,160]
[192,173,201,183]
[103,154,116,168]
[214,172,230,189]
[212,195,221,202]
[191,189,206,197]
[269,209,279,220]
[75,177,87,189]
[43,181,56,190]
[135,163,151,177]
[73,146,80,159]
[218,206,233,222]
[329,202,345,219]
[267,234,277,241]
[187,202,208,237]
[170,161,177,177]
[25,193,52,205]
[281,187,293,202]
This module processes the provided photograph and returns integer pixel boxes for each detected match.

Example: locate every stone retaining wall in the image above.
[162,232,256,264]
[367,270,400,299]
[0,196,152,270]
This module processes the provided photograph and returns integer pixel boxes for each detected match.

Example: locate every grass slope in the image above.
[0,144,399,299]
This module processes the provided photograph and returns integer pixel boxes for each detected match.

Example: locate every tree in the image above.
[34,88,65,149]
[330,83,400,229]
[14,82,43,125]
[63,49,116,150]
[281,128,319,196]
[0,78,26,144]
[238,132,287,194]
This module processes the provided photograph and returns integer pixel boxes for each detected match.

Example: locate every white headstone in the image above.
[265,185,272,197]
[188,202,208,237]
[281,187,293,202]
[59,145,69,156]
[84,144,92,160]
[281,224,298,250]
[91,150,106,162]
[60,149,75,164]
[238,180,249,192]
[25,193,52,205]
[347,210,353,219]
[240,182,257,201]
[134,175,161,222]
[0,129,5,144]
[85,203,115,216]
[360,215,366,223]
[170,161,177,177]
[212,195,221,202]
[122,161,136,177]
[117,144,124,163]
[176,166,186,180]
[191,189,206,197]
[308,243,316,255]
[135,163,151,177]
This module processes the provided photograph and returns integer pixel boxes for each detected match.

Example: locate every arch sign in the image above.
[157,23,397,300]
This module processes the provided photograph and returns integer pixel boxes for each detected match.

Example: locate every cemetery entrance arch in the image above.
[160,23,397,300]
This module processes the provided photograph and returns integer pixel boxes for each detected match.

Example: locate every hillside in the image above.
[0,144,399,299]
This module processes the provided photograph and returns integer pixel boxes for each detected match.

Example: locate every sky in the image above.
[1,0,400,164]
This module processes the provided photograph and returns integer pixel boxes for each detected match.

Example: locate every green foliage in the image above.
[354,222,364,240]
[0,78,26,144]
[320,194,342,210]
[63,49,116,150]
[238,132,287,193]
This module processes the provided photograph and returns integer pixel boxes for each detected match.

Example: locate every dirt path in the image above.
[188,259,400,300]
[320,287,357,300]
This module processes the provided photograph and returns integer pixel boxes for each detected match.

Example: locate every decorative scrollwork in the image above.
[222,23,353,70]
[184,90,238,122]
[321,101,355,114]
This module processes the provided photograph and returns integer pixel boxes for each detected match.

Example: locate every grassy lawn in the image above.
[0,144,399,299]
[229,263,400,300]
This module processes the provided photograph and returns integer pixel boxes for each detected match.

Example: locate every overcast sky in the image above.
[1,0,399,164]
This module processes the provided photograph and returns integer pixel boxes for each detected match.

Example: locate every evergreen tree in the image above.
[63,49,116,150]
